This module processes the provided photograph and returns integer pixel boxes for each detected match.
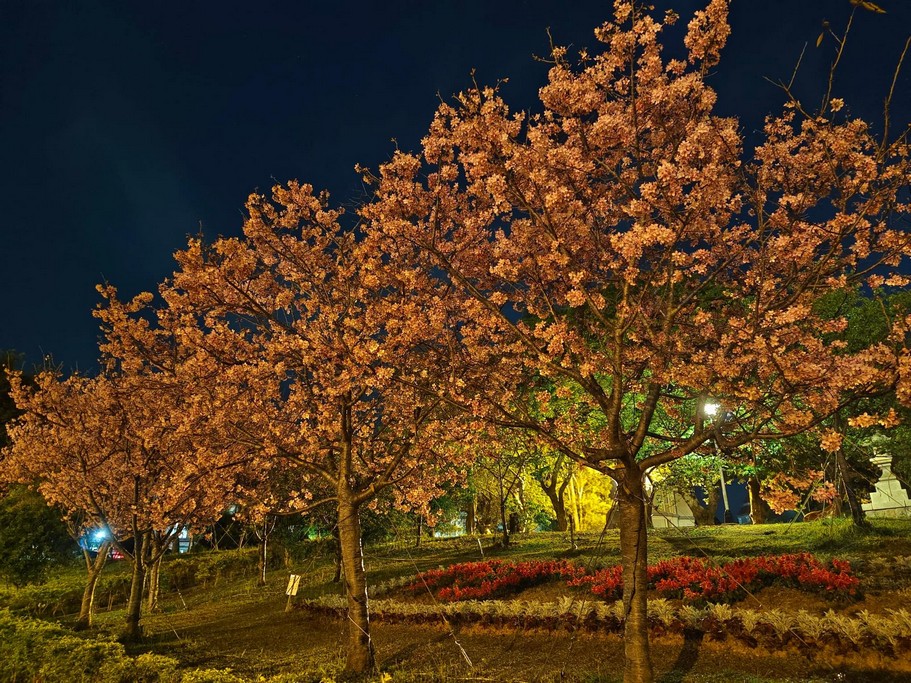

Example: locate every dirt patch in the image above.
[514,581,573,603]
[732,586,839,614]
[730,584,911,617]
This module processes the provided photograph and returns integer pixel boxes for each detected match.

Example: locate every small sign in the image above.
[286,574,301,596]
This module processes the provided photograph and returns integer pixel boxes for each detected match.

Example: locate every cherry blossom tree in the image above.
[1,370,239,639]
[95,182,470,672]
[360,2,911,679]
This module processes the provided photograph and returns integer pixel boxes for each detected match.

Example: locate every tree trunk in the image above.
[568,513,577,550]
[618,466,654,683]
[257,520,269,587]
[554,502,568,532]
[332,525,342,583]
[123,532,146,641]
[541,482,569,532]
[499,500,510,547]
[416,515,423,548]
[837,447,870,529]
[466,498,476,535]
[681,487,719,526]
[824,458,844,516]
[146,553,162,612]
[644,479,655,530]
[337,497,375,674]
[75,543,110,630]
[748,476,770,524]
[515,479,527,533]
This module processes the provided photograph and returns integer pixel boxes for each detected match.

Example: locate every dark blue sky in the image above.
[2,0,909,372]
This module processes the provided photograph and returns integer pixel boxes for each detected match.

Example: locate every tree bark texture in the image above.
[748,476,770,524]
[257,520,270,587]
[337,497,375,674]
[837,447,870,529]
[541,479,569,531]
[682,487,719,526]
[619,467,654,683]
[123,532,146,641]
[146,554,162,612]
[75,542,110,630]
[332,525,342,583]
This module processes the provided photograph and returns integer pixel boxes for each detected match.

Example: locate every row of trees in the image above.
[3,2,911,681]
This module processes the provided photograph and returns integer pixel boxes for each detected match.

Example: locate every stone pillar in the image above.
[862,453,911,519]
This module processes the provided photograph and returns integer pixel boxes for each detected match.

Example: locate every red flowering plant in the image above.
[408,553,858,603]
[571,553,858,603]
[407,559,584,601]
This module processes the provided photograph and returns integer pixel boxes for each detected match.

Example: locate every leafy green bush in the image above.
[0,609,184,682]
[0,568,132,617]
[180,669,246,683]
[0,486,76,586]
[118,653,181,683]
[37,637,132,682]
[162,548,259,590]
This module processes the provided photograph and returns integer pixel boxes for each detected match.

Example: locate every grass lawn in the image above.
[10,518,911,682]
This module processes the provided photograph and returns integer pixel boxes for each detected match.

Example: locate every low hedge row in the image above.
[0,574,133,619]
[0,609,248,682]
[300,595,911,657]
[0,548,265,619]
[163,548,262,591]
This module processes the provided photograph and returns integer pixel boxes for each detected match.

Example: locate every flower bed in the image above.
[570,553,859,602]
[406,559,584,601]
[405,553,858,604]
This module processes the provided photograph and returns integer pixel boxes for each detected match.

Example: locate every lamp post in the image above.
[704,401,732,524]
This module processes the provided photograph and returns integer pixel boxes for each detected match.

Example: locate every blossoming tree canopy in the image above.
[360,1,910,680]
[94,180,472,672]
[1,369,239,638]
[3,372,225,539]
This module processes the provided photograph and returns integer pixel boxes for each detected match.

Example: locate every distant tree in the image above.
[529,445,574,531]
[472,431,533,547]
[2,371,241,639]
[0,485,74,586]
[653,453,724,526]
[231,461,317,588]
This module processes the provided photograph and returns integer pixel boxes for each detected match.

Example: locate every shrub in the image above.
[300,596,911,656]
[407,559,583,601]
[38,637,128,682]
[0,570,132,618]
[0,609,183,683]
[162,549,259,590]
[180,669,246,683]
[0,486,76,586]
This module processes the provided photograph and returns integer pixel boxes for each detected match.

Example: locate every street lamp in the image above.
[704,400,732,523]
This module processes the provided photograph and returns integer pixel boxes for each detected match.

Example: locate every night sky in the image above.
[2,0,909,373]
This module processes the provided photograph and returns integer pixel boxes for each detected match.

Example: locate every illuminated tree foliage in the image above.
[360,1,911,679]
[2,371,239,639]
[95,182,470,671]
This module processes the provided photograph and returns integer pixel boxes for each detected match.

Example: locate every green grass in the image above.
[4,519,911,682]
